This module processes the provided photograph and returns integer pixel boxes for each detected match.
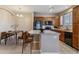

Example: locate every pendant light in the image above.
[16,8,23,17]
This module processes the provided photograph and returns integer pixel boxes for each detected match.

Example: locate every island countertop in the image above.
[51,28,72,33]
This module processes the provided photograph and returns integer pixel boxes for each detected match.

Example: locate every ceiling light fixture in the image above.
[16,8,23,17]
[16,13,23,17]
[49,6,55,13]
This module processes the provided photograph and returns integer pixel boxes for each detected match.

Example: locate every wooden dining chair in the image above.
[7,31,16,40]
[17,31,24,44]
[0,32,8,45]
[22,31,33,54]
[18,31,23,39]
[7,31,13,40]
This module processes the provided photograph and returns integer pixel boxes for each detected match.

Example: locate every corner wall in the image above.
[0,9,33,32]
[0,9,15,32]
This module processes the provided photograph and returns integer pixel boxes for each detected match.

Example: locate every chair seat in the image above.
[22,31,33,53]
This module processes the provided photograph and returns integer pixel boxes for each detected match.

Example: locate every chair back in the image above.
[22,31,29,43]
[18,31,23,39]
[1,32,7,39]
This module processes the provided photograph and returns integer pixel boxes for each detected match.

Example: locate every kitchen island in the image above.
[29,30,60,53]
[40,30,60,53]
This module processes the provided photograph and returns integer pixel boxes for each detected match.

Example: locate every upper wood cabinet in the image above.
[54,16,60,27]
[34,17,45,20]
[73,6,79,50]
[73,6,79,24]
[34,16,56,25]
[34,16,60,28]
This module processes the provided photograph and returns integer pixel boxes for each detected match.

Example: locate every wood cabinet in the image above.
[34,17,45,21]
[73,6,79,50]
[54,16,60,27]
[58,30,64,42]
[34,16,60,28]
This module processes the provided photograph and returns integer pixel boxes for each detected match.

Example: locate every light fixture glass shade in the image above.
[19,14,23,17]
[49,8,53,12]
[16,14,23,17]
[16,14,19,16]
[49,6,55,13]
[16,8,24,17]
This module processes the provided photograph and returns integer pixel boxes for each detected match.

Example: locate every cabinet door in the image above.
[73,24,79,35]
[72,35,78,49]
[73,6,79,50]
[73,6,79,24]
[54,16,60,27]
[59,31,65,42]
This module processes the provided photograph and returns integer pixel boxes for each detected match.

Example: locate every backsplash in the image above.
[60,25,72,30]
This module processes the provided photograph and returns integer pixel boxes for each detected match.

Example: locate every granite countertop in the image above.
[52,28,72,32]
[42,30,60,35]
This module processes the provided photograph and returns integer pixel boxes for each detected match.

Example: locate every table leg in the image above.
[5,39,7,45]
[15,33,18,45]
[30,42,33,54]
[0,39,1,44]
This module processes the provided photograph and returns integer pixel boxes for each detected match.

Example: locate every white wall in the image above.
[0,9,15,32]
[16,13,33,31]
[0,9,33,32]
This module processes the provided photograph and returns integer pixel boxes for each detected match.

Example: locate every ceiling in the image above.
[0,5,72,15]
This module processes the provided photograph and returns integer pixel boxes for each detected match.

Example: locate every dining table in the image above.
[7,31,22,44]
[0,31,22,45]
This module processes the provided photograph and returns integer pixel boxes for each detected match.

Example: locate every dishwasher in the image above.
[65,32,72,47]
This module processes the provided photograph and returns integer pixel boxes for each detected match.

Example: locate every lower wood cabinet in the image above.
[72,35,78,50]
[57,31,65,42]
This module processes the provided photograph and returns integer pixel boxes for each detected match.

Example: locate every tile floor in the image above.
[59,41,78,54]
[0,36,78,54]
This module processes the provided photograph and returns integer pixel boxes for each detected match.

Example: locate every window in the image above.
[60,12,72,26]
[63,12,72,26]
[60,16,63,25]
